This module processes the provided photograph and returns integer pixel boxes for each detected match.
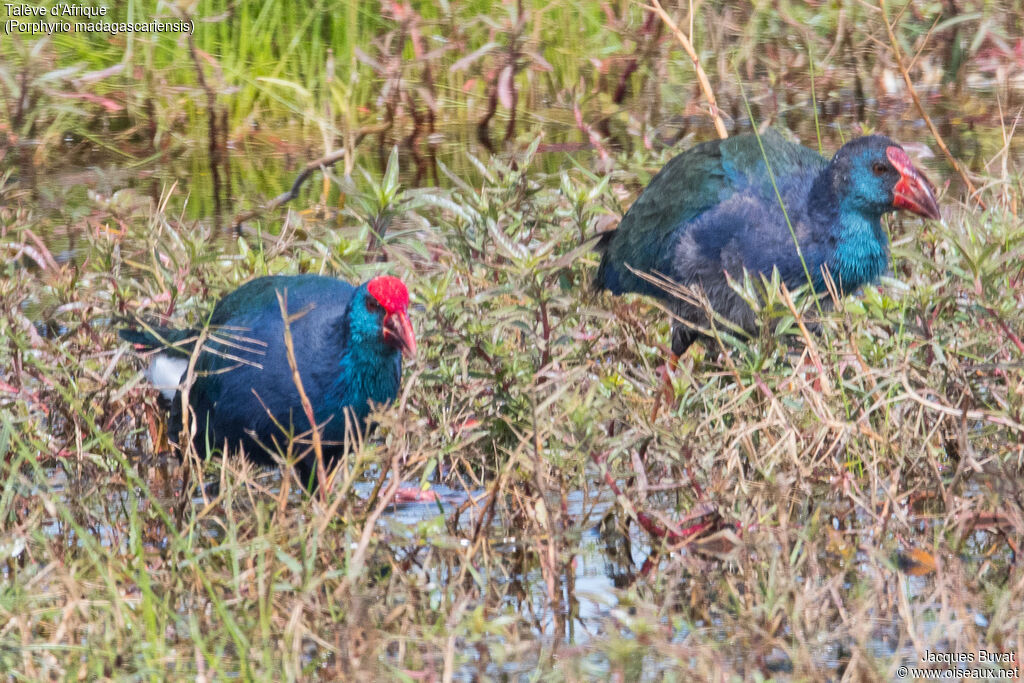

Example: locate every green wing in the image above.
[595,129,826,297]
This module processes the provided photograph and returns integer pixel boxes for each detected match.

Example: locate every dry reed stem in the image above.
[646,0,728,140]
[877,0,986,210]
[336,453,402,598]
[779,283,831,396]
[276,291,326,496]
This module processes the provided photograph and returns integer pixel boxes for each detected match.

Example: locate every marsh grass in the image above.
[2,130,1024,678]
[2,0,1024,679]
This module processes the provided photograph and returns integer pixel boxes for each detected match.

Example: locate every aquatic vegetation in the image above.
[1,0,1023,679]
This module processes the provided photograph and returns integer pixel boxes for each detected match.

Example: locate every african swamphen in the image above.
[594,130,940,353]
[121,274,416,486]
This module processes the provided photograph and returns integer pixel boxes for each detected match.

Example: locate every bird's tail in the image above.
[591,229,618,293]
[119,324,197,401]
[118,325,198,357]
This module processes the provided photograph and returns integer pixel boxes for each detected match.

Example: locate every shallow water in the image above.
[5,67,1023,678]
[7,88,1021,276]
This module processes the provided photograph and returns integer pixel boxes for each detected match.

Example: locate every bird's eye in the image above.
[872,162,889,176]
[365,298,382,313]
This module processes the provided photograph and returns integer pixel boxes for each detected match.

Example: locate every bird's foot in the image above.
[394,486,440,504]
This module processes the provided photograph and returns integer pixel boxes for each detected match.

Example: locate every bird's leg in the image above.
[651,323,701,421]
[394,486,440,504]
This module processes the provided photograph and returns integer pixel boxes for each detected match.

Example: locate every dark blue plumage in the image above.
[594,130,940,353]
[121,274,416,486]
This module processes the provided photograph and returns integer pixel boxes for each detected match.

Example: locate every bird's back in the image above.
[198,274,358,392]
[208,275,356,331]
[595,130,828,298]
[123,273,409,485]
[187,275,367,463]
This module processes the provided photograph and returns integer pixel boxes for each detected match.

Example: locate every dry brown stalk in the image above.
[779,283,831,396]
[276,291,326,499]
[646,0,728,140]
[877,0,986,210]
[335,454,402,597]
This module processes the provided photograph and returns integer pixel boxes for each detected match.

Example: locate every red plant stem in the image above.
[591,452,710,543]
[985,306,1024,355]
[573,102,609,161]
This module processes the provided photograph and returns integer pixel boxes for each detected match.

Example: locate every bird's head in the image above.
[831,135,940,221]
[353,275,416,356]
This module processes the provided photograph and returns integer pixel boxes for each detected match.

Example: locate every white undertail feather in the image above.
[145,354,188,400]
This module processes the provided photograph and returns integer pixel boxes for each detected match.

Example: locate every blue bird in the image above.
[121,274,416,486]
[594,130,940,353]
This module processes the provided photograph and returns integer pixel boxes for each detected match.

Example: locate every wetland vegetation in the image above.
[1,0,1023,679]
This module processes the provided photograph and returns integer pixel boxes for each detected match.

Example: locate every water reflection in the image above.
[7,89,1020,268]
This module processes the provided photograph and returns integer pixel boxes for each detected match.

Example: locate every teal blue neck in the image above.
[827,207,889,293]
[335,342,399,413]
[320,299,402,438]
